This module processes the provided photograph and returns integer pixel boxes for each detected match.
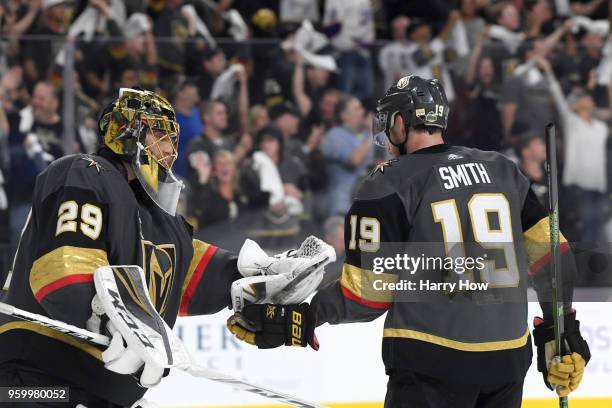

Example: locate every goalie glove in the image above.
[232,236,335,312]
[227,303,318,350]
[533,311,590,397]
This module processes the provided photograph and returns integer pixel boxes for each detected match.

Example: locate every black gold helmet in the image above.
[98,88,183,215]
[372,75,449,149]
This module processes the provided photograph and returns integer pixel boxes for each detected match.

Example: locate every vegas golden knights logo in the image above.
[141,241,176,315]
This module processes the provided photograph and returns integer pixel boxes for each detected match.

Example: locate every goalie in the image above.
[0,88,334,407]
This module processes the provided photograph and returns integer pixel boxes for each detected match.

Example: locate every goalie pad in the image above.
[232,236,336,312]
[93,266,192,371]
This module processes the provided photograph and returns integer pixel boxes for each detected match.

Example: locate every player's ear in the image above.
[389,114,405,146]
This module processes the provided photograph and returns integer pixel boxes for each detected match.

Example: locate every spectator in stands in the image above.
[378,15,412,90]
[248,105,270,136]
[459,0,486,49]
[269,102,309,194]
[323,0,375,103]
[121,13,158,88]
[151,0,194,91]
[209,60,251,134]
[186,149,267,231]
[579,29,605,91]
[318,88,342,129]
[173,80,203,178]
[117,66,139,89]
[552,26,582,93]
[538,55,609,242]
[21,0,72,88]
[186,100,251,184]
[525,0,554,38]
[247,125,304,247]
[463,27,503,150]
[80,11,157,99]
[0,0,42,66]
[270,101,300,142]
[262,40,297,107]
[0,66,26,115]
[7,81,63,243]
[270,100,327,223]
[389,12,463,102]
[499,20,573,146]
[292,50,333,121]
[483,2,524,79]
[323,95,373,216]
[76,2,122,99]
[516,133,548,205]
[198,48,227,100]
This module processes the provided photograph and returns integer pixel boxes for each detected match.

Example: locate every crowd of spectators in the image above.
[0,0,611,277]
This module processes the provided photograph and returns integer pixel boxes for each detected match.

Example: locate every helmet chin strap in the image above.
[389,136,407,155]
[388,114,409,155]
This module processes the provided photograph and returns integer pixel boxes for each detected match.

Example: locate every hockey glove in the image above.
[533,311,590,397]
[232,237,335,312]
[227,303,319,350]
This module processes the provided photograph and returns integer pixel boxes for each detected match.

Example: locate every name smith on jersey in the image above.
[437,162,492,190]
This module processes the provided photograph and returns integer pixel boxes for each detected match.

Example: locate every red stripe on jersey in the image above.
[341,285,391,310]
[179,245,218,316]
[35,274,94,303]
[528,241,571,276]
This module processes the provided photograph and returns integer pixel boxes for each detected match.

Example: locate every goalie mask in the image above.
[372,75,449,150]
[98,88,182,215]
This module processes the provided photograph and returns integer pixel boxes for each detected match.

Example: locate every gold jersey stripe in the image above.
[340,263,398,303]
[523,217,568,268]
[182,239,211,300]
[30,246,109,296]
[0,321,103,360]
[383,327,530,352]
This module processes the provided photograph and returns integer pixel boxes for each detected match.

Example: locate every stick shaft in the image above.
[0,301,325,408]
[0,301,109,346]
[545,123,568,408]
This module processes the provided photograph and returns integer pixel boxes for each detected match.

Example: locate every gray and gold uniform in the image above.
[311,143,576,386]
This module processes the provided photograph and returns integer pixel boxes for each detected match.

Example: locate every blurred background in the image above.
[0,0,611,406]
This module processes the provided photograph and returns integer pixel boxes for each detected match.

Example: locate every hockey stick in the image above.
[0,301,326,408]
[545,123,569,408]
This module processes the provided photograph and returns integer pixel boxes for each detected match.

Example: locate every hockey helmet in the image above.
[98,88,183,215]
[372,75,449,148]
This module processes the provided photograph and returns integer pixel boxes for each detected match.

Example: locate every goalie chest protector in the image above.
[0,153,197,405]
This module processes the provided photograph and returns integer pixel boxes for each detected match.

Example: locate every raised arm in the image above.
[537,19,574,58]
[535,56,572,120]
[465,27,489,85]
[437,10,462,42]
[292,52,312,117]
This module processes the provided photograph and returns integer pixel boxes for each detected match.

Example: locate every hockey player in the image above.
[228,76,591,407]
[0,88,250,407]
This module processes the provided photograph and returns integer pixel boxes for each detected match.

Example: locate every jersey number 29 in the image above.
[56,201,103,240]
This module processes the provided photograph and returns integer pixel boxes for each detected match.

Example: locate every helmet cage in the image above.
[99,88,183,215]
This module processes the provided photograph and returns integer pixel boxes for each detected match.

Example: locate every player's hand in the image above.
[533,311,590,397]
[227,303,319,350]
